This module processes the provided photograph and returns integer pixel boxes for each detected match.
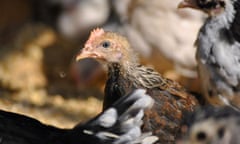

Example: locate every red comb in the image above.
[85,28,105,47]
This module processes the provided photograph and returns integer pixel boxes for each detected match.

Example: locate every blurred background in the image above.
[0,0,204,128]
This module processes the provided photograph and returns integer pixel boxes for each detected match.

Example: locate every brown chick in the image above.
[75,28,199,143]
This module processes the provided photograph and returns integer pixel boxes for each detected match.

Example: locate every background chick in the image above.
[179,0,240,108]
[112,0,203,78]
[179,106,240,144]
[57,0,110,38]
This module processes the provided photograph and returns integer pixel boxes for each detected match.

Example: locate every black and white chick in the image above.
[178,0,240,108]
[0,89,157,144]
[178,106,240,144]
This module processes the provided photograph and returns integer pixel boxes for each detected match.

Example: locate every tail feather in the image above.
[78,89,158,144]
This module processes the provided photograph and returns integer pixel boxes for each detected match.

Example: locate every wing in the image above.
[74,89,158,144]
[140,87,198,143]
[127,66,199,143]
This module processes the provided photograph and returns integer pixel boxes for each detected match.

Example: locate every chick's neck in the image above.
[202,0,240,45]
[103,62,137,110]
[107,58,139,79]
[205,0,238,29]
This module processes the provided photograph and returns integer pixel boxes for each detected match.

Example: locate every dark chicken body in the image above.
[76,29,199,143]
[0,110,95,144]
[0,89,156,144]
[104,63,135,109]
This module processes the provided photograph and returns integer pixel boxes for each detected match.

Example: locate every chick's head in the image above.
[178,0,229,16]
[76,28,137,65]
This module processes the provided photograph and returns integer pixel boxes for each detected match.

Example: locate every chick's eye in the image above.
[196,131,207,141]
[101,41,111,48]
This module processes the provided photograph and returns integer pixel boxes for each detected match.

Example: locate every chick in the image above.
[76,28,199,143]
[179,106,240,144]
[179,0,240,108]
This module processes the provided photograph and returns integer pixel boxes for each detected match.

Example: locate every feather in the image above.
[0,89,157,144]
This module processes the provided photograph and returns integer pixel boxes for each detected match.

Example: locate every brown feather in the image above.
[78,29,199,143]
[131,65,190,99]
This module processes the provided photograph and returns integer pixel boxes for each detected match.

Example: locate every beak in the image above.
[178,0,198,9]
[75,49,103,62]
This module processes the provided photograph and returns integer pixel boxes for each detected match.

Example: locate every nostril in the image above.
[85,47,90,51]
[83,47,93,52]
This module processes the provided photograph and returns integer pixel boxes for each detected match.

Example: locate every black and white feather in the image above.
[187,0,240,107]
[0,89,157,144]
[76,89,157,144]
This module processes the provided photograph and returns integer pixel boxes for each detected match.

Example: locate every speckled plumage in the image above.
[180,0,240,107]
[103,60,198,143]
[76,29,199,143]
